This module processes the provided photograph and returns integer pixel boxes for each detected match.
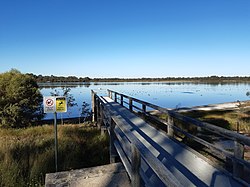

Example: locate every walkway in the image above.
[101,96,243,187]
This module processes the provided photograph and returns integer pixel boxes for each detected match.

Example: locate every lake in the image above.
[39,82,250,119]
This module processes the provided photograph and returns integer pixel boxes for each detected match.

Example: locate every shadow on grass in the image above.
[202,118,231,130]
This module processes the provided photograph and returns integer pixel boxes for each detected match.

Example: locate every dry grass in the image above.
[182,106,250,133]
[0,124,109,187]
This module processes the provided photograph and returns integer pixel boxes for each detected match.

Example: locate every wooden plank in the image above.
[115,127,155,187]
[233,141,244,179]
[101,98,183,187]
[114,140,132,179]
[168,111,250,146]
[114,127,132,159]
[91,90,97,122]
[108,90,250,146]
[102,96,243,187]
[131,145,141,187]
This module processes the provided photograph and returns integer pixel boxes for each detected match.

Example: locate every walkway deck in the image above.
[102,96,243,187]
[45,163,130,187]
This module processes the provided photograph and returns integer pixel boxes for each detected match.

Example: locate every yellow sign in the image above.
[56,97,67,113]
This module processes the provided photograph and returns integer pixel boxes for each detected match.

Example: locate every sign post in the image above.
[44,96,67,172]
[54,112,58,172]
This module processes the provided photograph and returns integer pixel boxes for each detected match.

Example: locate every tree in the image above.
[0,69,44,128]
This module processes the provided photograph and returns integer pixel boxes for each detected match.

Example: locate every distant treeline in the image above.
[28,74,250,83]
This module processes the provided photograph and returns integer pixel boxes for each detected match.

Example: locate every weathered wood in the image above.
[108,89,250,147]
[142,104,146,113]
[109,117,117,164]
[233,141,244,179]
[91,90,97,122]
[167,116,174,137]
[114,127,132,159]
[96,99,101,129]
[131,145,141,187]
[132,105,142,112]
[120,95,124,106]
[129,98,133,111]
[108,89,112,99]
[112,115,183,187]
[101,95,182,186]
[107,89,170,113]
[168,111,250,146]
[114,125,154,187]
[100,90,248,186]
[114,140,132,178]
[114,93,117,102]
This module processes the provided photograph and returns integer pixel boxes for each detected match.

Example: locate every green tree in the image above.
[0,69,43,128]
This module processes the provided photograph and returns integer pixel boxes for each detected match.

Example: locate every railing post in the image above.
[120,95,123,106]
[109,117,117,163]
[142,104,146,114]
[101,106,105,135]
[233,141,244,179]
[96,99,101,129]
[108,90,112,99]
[131,145,141,187]
[129,98,133,111]
[167,115,174,137]
[91,90,97,123]
[114,93,117,103]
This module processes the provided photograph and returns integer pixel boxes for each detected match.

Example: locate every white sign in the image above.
[44,96,56,113]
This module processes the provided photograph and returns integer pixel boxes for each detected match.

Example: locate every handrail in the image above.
[93,91,183,187]
[107,89,250,146]
[107,89,250,183]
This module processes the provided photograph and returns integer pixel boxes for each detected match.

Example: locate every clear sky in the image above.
[0,0,249,78]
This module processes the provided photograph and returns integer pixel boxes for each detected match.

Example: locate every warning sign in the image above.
[44,97,55,113]
[43,96,67,113]
[56,97,67,113]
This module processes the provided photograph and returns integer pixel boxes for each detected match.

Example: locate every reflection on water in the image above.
[39,82,250,119]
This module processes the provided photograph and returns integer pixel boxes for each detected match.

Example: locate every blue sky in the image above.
[0,0,249,78]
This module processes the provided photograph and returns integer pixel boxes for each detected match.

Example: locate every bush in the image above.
[0,69,43,128]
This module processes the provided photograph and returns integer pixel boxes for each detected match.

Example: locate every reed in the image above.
[0,124,109,187]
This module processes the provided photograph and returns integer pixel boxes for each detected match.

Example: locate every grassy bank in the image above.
[0,124,109,187]
[181,104,250,133]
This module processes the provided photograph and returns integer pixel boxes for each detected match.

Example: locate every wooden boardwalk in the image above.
[91,90,250,187]
[45,90,249,187]
[100,96,242,187]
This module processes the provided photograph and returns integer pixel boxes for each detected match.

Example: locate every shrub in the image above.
[0,69,43,128]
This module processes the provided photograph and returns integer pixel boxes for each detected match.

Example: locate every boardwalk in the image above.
[93,89,250,187]
[100,96,242,187]
[46,90,249,187]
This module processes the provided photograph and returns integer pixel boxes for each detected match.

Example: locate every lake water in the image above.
[39,82,250,119]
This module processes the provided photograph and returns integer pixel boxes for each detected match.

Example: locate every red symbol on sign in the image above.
[46,99,54,106]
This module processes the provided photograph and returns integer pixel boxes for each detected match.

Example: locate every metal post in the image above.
[54,112,58,172]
